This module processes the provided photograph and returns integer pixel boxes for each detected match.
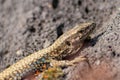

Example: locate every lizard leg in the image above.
[50,56,86,67]
[38,56,86,80]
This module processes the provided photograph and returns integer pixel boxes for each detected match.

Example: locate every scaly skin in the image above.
[0,22,95,80]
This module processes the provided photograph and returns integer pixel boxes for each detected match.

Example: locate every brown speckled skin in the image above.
[0,22,95,80]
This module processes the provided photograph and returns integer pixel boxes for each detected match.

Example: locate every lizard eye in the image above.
[79,29,84,33]
[65,41,71,46]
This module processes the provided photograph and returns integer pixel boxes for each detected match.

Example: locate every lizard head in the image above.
[65,21,95,40]
[58,22,96,57]
[51,22,96,58]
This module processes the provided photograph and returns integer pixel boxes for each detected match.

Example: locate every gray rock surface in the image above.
[65,10,120,80]
[0,0,120,80]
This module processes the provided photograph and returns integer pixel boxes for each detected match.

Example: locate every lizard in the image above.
[0,22,96,80]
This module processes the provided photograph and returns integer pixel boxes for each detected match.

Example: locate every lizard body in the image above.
[0,22,95,80]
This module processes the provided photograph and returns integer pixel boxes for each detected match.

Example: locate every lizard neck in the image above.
[36,42,67,59]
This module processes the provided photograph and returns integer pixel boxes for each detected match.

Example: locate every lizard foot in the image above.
[50,56,86,67]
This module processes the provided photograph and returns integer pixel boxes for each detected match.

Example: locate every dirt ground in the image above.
[0,0,120,80]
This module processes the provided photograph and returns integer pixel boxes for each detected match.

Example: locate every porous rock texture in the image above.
[0,0,120,80]
[65,10,120,80]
